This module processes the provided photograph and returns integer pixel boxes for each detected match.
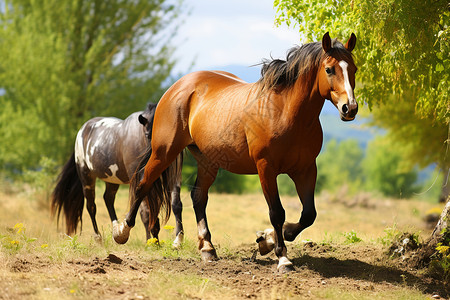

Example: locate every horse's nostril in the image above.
[342,104,349,114]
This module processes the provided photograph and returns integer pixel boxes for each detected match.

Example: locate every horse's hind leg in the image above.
[104,183,120,240]
[283,164,317,242]
[172,176,183,248]
[81,177,102,241]
[189,148,219,262]
[138,200,152,240]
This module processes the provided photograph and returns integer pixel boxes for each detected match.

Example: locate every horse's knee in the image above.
[300,208,317,228]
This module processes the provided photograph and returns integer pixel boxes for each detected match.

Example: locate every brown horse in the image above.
[114,32,358,272]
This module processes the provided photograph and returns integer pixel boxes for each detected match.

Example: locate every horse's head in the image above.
[318,32,358,121]
[138,103,157,140]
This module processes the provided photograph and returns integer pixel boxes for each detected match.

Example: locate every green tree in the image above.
[0,0,182,174]
[274,0,448,121]
[274,0,449,264]
[316,139,364,193]
[363,137,419,198]
[273,0,448,192]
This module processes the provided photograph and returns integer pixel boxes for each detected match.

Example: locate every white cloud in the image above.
[173,1,302,72]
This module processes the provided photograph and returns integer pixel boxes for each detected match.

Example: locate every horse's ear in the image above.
[345,33,356,52]
[322,32,332,53]
[138,114,148,126]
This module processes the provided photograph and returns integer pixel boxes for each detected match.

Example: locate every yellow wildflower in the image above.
[41,244,49,249]
[426,207,443,216]
[163,225,174,231]
[10,240,19,245]
[436,245,449,254]
[14,223,24,234]
[70,289,76,294]
[146,238,158,246]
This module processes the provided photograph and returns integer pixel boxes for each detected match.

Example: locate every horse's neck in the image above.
[283,74,325,125]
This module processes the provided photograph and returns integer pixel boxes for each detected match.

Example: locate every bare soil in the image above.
[1,241,448,299]
[1,189,448,299]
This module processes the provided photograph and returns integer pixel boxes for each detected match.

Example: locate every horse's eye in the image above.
[325,67,334,75]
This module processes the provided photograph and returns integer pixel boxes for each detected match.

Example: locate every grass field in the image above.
[0,184,448,299]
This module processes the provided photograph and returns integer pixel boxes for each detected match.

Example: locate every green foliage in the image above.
[378,224,419,249]
[429,226,450,282]
[274,0,449,122]
[369,95,449,172]
[343,230,362,244]
[363,137,419,198]
[21,156,59,206]
[0,0,183,175]
[378,225,403,248]
[0,223,37,254]
[274,0,449,199]
[277,174,297,195]
[212,169,248,194]
[316,139,364,193]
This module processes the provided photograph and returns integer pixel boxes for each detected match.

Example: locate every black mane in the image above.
[258,38,352,93]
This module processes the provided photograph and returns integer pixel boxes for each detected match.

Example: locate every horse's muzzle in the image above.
[340,102,358,121]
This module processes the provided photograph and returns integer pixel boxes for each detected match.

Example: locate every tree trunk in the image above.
[415,196,450,267]
[439,168,449,203]
[430,196,450,244]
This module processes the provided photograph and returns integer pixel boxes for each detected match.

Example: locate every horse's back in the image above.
[152,70,258,174]
[75,116,129,184]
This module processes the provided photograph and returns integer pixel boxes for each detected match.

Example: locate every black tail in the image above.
[130,148,183,229]
[50,152,84,235]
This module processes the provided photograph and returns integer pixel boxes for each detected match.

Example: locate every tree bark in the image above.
[430,196,450,244]
[439,168,449,203]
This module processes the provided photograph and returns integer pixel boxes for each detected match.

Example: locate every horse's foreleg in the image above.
[113,179,150,244]
[113,158,163,244]
[113,147,182,244]
[191,164,218,262]
[256,159,293,273]
[283,164,317,242]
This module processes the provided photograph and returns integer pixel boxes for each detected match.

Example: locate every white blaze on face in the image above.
[338,60,356,109]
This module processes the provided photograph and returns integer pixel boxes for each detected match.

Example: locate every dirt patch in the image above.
[1,243,448,299]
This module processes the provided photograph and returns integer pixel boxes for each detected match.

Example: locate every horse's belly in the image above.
[194,138,257,174]
[98,164,129,185]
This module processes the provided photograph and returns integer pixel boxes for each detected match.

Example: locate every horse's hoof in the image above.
[278,263,295,274]
[112,220,131,244]
[201,250,218,262]
[277,256,294,273]
[256,229,275,255]
[172,232,184,249]
[94,234,103,244]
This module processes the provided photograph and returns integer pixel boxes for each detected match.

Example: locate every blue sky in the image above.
[172,0,301,73]
[170,1,341,116]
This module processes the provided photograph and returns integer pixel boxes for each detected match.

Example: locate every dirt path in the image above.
[1,242,448,299]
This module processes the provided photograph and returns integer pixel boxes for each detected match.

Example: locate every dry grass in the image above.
[0,185,446,299]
